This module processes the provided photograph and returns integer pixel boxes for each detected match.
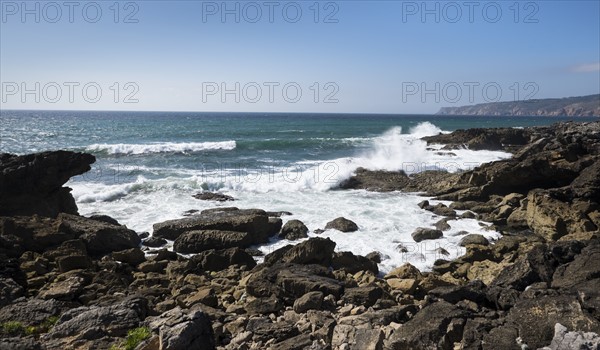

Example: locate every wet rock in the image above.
[279,219,309,240]
[338,168,412,192]
[0,151,95,217]
[434,218,451,231]
[142,236,167,248]
[365,251,382,263]
[411,227,443,242]
[325,217,359,232]
[193,191,234,201]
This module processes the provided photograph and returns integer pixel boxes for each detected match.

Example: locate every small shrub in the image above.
[124,327,151,350]
[2,321,24,336]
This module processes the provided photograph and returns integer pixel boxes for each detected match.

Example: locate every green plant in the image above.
[2,321,24,336]
[111,327,152,350]
[124,327,151,350]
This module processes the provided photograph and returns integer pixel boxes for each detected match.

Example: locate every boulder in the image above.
[192,191,234,201]
[411,227,443,242]
[245,296,283,315]
[152,208,274,243]
[146,307,214,350]
[42,297,148,345]
[0,277,25,307]
[293,291,324,313]
[190,247,256,272]
[112,248,145,266]
[459,234,489,247]
[266,237,336,266]
[0,151,95,217]
[343,286,383,308]
[325,217,359,232]
[173,230,252,253]
[332,251,378,275]
[142,236,167,248]
[56,213,141,256]
[279,219,309,240]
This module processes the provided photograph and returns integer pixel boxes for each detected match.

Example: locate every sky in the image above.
[1,0,599,114]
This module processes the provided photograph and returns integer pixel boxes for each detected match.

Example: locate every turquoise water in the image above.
[2,110,596,272]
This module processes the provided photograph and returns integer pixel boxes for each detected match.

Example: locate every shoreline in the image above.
[1,121,599,349]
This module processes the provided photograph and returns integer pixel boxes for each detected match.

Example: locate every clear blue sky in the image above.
[1,0,599,113]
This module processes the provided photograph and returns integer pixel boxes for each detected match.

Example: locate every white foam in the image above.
[85,141,236,155]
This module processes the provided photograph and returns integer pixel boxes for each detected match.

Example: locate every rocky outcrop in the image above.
[325,217,359,232]
[0,151,95,217]
[279,219,309,240]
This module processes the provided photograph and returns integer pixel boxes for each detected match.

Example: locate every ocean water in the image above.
[2,110,597,272]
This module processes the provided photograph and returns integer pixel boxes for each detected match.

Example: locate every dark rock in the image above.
[57,213,141,256]
[491,244,556,291]
[434,218,451,231]
[0,151,95,217]
[56,255,92,272]
[459,234,489,246]
[245,296,283,315]
[411,227,443,242]
[268,237,336,266]
[153,208,274,243]
[279,219,309,240]
[193,191,234,201]
[428,280,487,304]
[338,168,412,192]
[146,307,214,350]
[343,286,383,308]
[0,298,68,325]
[552,241,600,290]
[269,334,313,350]
[384,301,469,349]
[42,297,148,344]
[431,204,457,217]
[332,251,379,275]
[111,248,145,266]
[142,236,167,248]
[0,277,25,307]
[293,291,324,313]
[173,230,252,253]
[246,263,344,302]
[190,247,256,272]
[266,211,293,217]
[325,217,359,232]
[365,251,382,263]
[246,318,299,343]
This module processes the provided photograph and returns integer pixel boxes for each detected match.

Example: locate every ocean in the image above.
[2,110,597,272]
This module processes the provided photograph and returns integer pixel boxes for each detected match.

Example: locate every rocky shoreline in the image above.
[1,121,599,349]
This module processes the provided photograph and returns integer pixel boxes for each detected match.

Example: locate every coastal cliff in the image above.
[437,94,600,117]
[1,122,599,349]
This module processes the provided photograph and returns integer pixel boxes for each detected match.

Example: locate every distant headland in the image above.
[437,94,600,117]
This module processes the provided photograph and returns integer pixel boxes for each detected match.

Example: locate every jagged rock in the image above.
[526,189,597,241]
[539,323,600,350]
[193,191,234,201]
[57,213,141,256]
[245,296,283,315]
[42,297,148,346]
[552,241,600,290]
[38,272,88,301]
[142,236,167,248]
[384,263,422,280]
[411,227,443,242]
[338,168,412,192]
[246,263,343,303]
[0,151,95,217]
[332,251,378,275]
[56,255,92,272]
[459,234,489,246]
[111,248,145,266]
[153,208,275,243]
[293,291,324,313]
[491,244,556,291]
[189,247,256,272]
[265,237,336,266]
[365,251,382,263]
[173,230,252,253]
[428,280,487,304]
[325,217,359,232]
[0,277,24,307]
[343,286,383,308]
[384,301,469,349]
[279,219,309,240]
[146,307,214,350]
[0,298,67,325]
